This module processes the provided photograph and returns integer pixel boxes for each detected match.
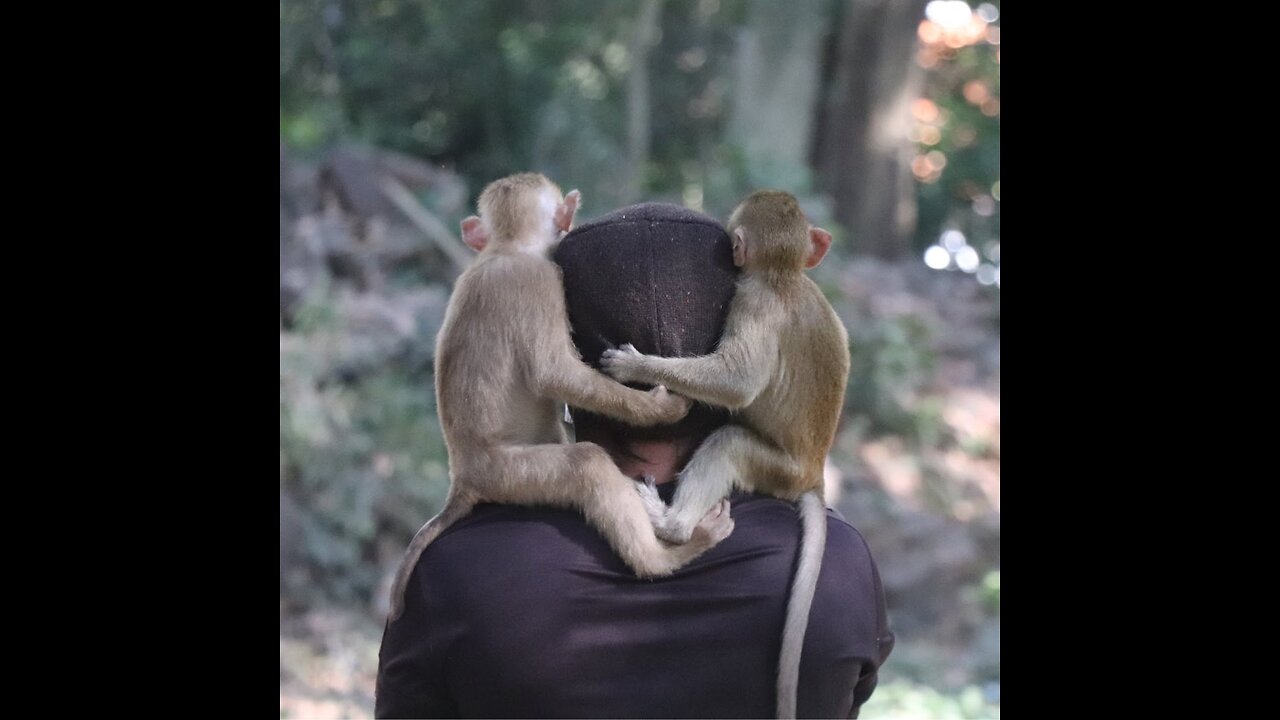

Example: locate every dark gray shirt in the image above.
[376,490,894,718]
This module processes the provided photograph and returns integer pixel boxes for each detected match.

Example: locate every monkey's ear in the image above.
[461,216,488,252]
[731,227,748,268]
[555,189,581,233]
[805,227,833,269]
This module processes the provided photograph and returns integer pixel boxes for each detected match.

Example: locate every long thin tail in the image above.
[387,496,473,622]
[776,491,827,719]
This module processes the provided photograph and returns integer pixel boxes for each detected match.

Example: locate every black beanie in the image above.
[553,202,740,440]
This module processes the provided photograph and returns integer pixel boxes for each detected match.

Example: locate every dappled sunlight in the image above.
[911,1,1000,293]
[921,1,999,51]
[849,385,998,520]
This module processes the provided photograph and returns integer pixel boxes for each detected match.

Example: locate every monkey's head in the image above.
[726,190,832,273]
[459,172,580,256]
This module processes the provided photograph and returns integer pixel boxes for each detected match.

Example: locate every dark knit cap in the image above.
[553,202,740,440]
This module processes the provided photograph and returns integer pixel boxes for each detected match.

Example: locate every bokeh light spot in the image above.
[924,245,952,269]
[912,98,940,123]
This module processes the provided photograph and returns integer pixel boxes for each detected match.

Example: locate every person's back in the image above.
[377,489,891,718]
[376,202,893,718]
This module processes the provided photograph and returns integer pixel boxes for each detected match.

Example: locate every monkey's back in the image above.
[741,276,850,483]
[434,252,569,462]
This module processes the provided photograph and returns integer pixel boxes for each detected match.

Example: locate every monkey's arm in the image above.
[524,264,691,426]
[601,311,779,411]
[533,350,692,427]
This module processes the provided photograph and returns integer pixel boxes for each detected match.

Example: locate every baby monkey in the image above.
[388,173,734,622]
[601,190,850,719]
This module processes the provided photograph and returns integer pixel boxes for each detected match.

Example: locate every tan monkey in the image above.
[388,173,734,622]
[600,190,850,719]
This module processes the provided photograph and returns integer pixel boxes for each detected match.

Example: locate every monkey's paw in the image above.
[634,475,670,529]
[688,499,735,548]
[600,343,646,382]
[650,385,692,423]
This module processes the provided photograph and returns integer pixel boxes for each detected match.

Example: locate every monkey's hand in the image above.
[600,343,650,384]
[649,384,692,424]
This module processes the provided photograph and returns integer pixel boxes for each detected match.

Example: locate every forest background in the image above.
[280,1,1001,717]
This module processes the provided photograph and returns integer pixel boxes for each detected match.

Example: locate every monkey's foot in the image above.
[635,475,671,532]
[659,501,723,545]
[685,498,734,550]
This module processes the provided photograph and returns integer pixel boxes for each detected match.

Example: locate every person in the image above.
[375,202,894,718]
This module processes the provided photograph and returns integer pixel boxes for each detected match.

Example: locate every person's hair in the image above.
[553,202,739,441]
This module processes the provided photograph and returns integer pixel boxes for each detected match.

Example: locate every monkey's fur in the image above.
[388,173,734,622]
[601,190,850,719]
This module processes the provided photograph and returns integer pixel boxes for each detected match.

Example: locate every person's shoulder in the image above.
[415,494,880,586]
[735,492,873,547]
[716,493,875,577]
[823,505,878,567]
[417,503,615,577]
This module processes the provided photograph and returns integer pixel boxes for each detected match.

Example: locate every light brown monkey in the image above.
[388,173,734,622]
[600,190,849,719]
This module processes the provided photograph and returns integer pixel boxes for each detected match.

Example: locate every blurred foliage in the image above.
[283,0,998,244]
[912,40,1001,255]
[981,569,999,612]
[280,290,450,608]
[861,680,999,720]
[281,0,755,216]
[848,313,938,441]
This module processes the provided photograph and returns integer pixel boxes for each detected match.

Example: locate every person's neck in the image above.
[577,431,702,484]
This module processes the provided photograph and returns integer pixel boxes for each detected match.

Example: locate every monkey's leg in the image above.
[661,425,803,544]
[484,443,734,576]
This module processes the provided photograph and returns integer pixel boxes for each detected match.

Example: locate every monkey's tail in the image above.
[776,491,827,720]
[387,494,474,622]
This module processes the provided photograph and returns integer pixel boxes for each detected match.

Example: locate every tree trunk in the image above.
[814,0,928,259]
[623,0,664,203]
[728,0,829,193]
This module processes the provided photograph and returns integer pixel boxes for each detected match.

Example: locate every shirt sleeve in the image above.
[849,553,895,718]
[374,567,457,719]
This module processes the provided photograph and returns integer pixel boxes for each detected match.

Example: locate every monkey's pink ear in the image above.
[555,189,581,233]
[731,227,748,268]
[805,227,833,269]
[461,216,488,252]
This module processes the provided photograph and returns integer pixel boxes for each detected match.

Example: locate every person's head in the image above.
[553,202,739,479]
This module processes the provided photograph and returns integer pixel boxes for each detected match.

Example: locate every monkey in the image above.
[387,172,735,622]
[600,190,850,719]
